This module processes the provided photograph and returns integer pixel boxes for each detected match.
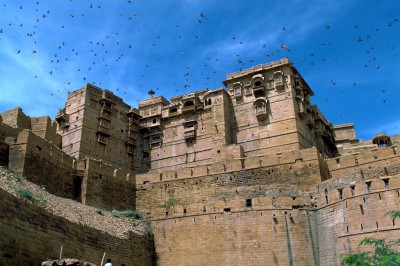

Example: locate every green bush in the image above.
[16,188,47,207]
[165,198,179,207]
[111,209,141,219]
[12,173,25,182]
[341,211,400,265]
[16,188,35,202]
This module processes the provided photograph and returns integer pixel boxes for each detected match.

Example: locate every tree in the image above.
[341,211,400,266]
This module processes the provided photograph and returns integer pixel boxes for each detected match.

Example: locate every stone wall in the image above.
[8,130,77,199]
[0,187,154,266]
[326,145,399,179]
[315,174,400,265]
[0,107,31,129]
[82,158,136,211]
[136,148,322,212]
[152,206,319,266]
[30,116,62,148]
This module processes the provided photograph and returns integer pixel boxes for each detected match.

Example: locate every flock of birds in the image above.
[0,1,399,135]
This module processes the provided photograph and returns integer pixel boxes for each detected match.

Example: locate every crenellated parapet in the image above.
[326,145,399,178]
[135,147,324,212]
[136,147,321,185]
[82,158,136,210]
[150,195,314,220]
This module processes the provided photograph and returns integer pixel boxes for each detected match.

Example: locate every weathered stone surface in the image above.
[41,258,95,266]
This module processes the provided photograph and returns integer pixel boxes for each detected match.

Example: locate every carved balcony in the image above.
[181,105,196,114]
[97,125,110,136]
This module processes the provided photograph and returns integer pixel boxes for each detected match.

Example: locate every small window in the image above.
[338,189,343,200]
[170,107,177,113]
[184,100,194,107]
[246,199,252,208]
[254,80,262,86]
[324,189,329,204]
[383,179,389,189]
[224,208,231,213]
[350,186,355,196]
[274,75,282,83]
[152,118,157,124]
[366,181,372,192]
[207,99,212,105]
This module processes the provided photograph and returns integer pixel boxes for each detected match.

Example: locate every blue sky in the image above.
[0,0,399,140]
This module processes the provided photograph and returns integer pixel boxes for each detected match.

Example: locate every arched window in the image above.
[273,71,284,87]
[254,80,262,87]
[152,118,157,124]
[170,107,177,113]
[184,100,194,107]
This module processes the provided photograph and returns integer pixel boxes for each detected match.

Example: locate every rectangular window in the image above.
[246,199,252,208]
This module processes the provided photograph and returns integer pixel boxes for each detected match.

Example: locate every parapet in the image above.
[84,158,135,184]
[317,174,400,209]
[136,148,320,185]
[327,145,399,176]
[150,194,313,220]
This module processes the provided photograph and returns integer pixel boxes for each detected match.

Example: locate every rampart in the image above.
[8,129,77,199]
[326,145,400,180]
[136,148,324,212]
[82,158,136,210]
[315,173,400,265]
[0,187,154,266]
[151,204,318,266]
[7,130,137,210]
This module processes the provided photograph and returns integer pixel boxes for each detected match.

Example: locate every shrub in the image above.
[111,209,141,219]
[16,188,35,202]
[96,208,104,215]
[165,198,179,207]
[341,211,400,265]
[12,173,25,182]
[16,188,47,207]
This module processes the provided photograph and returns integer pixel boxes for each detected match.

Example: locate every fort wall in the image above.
[30,116,61,148]
[151,207,318,266]
[0,187,154,266]
[8,130,77,199]
[82,158,136,210]
[326,145,399,179]
[315,174,400,265]
[136,148,322,213]
[0,107,31,129]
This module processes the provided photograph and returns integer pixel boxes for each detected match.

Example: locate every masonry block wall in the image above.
[136,148,322,212]
[315,174,400,265]
[30,116,61,148]
[151,207,319,266]
[82,158,136,210]
[8,130,77,200]
[326,145,400,179]
[0,187,154,266]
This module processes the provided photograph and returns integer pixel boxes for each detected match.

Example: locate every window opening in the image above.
[246,199,252,208]
[224,208,231,213]
[338,189,343,200]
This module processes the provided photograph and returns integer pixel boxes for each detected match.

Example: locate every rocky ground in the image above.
[0,166,151,239]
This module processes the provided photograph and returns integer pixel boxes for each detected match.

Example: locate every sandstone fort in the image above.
[1,58,399,265]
